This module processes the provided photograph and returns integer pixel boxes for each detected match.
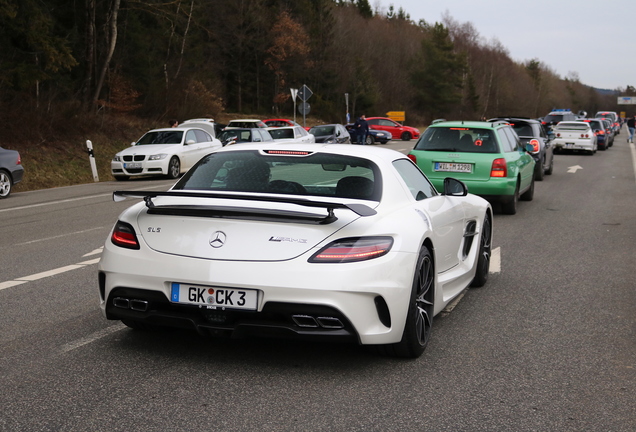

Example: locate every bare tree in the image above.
[92,0,121,109]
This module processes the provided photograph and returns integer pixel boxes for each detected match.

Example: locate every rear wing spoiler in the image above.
[113,190,377,224]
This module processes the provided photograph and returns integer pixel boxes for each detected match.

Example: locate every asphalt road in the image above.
[1,134,635,431]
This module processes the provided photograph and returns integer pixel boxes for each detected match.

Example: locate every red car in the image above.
[366,117,420,141]
[263,118,311,131]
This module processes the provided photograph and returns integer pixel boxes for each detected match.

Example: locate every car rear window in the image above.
[309,126,335,136]
[269,129,294,139]
[543,115,564,123]
[174,150,381,200]
[555,122,590,131]
[414,127,498,153]
[510,123,534,137]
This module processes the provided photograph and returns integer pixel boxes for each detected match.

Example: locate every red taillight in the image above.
[556,133,561,137]
[529,139,540,153]
[309,237,393,263]
[111,221,140,249]
[490,158,507,178]
[580,134,589,138]
[16,154,22,165]
[407,154,417,163]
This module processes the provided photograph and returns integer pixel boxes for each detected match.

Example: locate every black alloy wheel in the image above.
[470,214,491,287]
[381,246,434,358]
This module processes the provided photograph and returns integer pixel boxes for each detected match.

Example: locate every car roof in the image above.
[182,118,215,123]
[489,117,540,124]
[555,121,590,126]
[428,120,508,129]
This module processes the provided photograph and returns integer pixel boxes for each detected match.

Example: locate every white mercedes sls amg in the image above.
[98,143,493,358]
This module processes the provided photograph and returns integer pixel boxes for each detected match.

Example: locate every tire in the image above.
[545,154,554,175]
[470,213,492,288]
[167,156,181,179]
[520,176,534,201]
[534,159,545,181]
[0,169,12,198]
[401,132,412,141]
[365,135,375,145]
[379,246,434,358]
[501,183,519,215]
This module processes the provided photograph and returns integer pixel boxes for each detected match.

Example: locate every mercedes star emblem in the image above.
[209,231,227,248]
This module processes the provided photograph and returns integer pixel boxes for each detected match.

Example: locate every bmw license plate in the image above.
[124,162,142,169]
[434,162,472,173]
[170,282,258,310]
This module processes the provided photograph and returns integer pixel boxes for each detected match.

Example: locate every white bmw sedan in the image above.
[99,143,492,358]
[111,127,223,180]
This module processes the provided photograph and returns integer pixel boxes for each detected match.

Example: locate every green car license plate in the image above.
[170,282,258,310]
[434,162,472,173]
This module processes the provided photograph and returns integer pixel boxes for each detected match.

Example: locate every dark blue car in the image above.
[345,124,391,144]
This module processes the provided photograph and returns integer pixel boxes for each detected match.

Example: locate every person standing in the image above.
[354,114,369,145]
[627,114,635,143]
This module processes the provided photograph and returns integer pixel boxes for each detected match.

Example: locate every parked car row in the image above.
[109,116,421,181]
[408,111,621,215]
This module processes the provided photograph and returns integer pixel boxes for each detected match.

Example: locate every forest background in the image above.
[2,0,634,192]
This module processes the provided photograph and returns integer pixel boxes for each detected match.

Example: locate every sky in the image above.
[375,0,633,91]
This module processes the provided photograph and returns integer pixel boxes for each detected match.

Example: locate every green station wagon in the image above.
[408,120,535,214]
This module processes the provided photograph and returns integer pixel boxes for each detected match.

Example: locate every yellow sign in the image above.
[386,111,405,122]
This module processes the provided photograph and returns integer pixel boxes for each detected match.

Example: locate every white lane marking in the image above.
[0,194,111,213]
[0,280,28,290]
[61,323,126,353]
[16,227,106,246]
[16,265,85,281]
[0,183,171,214]
[630,142,636,184]
[0,253,103,291]
[82,247,103,257]
[567,165,583,173]
[490,247,501,273]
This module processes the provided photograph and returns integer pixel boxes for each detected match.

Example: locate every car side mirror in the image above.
[442,178,468,196]
[130,142,136,146]
[186,139,196,145]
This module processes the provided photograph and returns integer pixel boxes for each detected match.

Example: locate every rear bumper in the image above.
[98,241,416,345]
[553,139,595,151]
